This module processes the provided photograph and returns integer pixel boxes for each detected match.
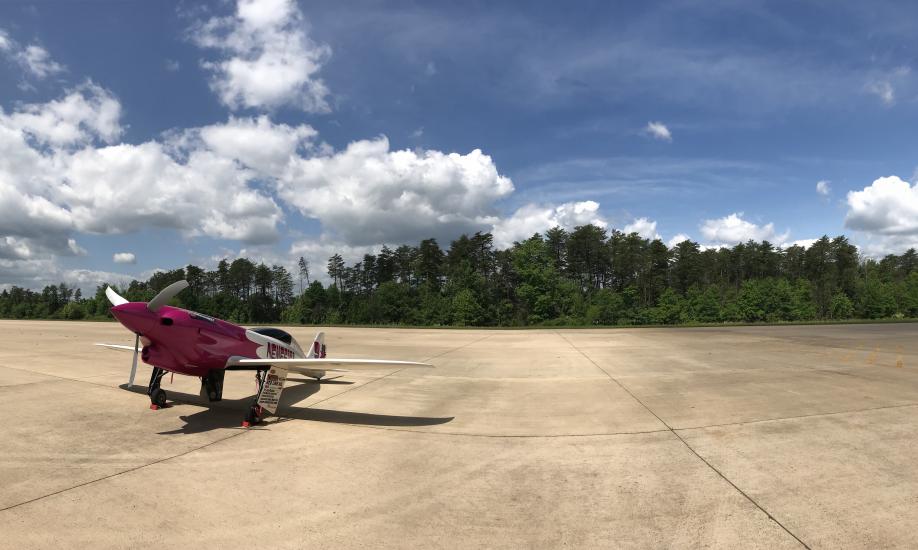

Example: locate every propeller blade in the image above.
[147,280,188,312]
[128,333,140,387]
[105,286,129,306]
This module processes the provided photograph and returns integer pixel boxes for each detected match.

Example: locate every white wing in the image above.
[226,357,432,375]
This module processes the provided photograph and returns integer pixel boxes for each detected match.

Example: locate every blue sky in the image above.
[2,0,917,290]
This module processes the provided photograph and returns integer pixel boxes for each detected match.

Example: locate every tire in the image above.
[151,388,167,407]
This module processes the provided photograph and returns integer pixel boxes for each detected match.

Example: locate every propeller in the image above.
[105,286,128,306]
[128,333,140,387]
[103,280,188,387]
[147,280,189,312]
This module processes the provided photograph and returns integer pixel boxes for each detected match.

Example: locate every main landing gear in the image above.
[201,369,225,402]
[148,367,168,410]
[243,369,268,428]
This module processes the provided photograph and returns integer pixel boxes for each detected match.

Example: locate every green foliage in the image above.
[451,288,482,326]
[3,229,916,327]
[857,273,897,319]
[830,292,854,319]
[648,288,684,324]
[369,281,411,324]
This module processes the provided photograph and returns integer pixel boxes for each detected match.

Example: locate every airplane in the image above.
[96,280,432,427]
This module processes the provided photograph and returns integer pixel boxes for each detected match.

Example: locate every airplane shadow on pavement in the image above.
[118,378,454,435]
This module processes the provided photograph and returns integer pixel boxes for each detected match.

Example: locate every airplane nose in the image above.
[111,303,157,335]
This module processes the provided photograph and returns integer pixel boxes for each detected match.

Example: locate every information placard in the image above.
[256,367,288,413]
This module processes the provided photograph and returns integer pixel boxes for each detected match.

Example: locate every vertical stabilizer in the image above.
[307,331,326,358]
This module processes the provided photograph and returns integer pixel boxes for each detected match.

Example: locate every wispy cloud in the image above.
[644,121,672,142]
[513,156,768,205]
[866,80,894,105]
[0,28,64,79]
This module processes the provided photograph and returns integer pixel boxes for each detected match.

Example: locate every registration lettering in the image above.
[266,341,294,359]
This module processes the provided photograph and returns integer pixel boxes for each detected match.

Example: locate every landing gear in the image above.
[201,369,225,402]
[243,405,264,427]
[243,369,268,428]
[147,367,168,410]
[151,388,167,408]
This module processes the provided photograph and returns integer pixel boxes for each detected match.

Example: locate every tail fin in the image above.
[306,331,326,359]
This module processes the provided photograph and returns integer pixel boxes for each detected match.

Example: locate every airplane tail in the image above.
[306,331,326,359]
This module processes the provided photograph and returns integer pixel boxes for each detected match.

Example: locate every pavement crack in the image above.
[0,429,251,514]
[555,331,812,550]
[675,401,918,432]
[328,425,673,438]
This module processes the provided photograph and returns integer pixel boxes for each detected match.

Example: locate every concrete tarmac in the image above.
[1,321,917,548]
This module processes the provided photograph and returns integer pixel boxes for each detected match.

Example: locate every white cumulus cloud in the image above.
[59,142,282,244]
[0,85,286,265]
[623,217,660,240]
[176,114,317,175]
[278,136,514,246]
[816,180,831,196]
[700,212,787,245]
[491,200,607,248]
[845,175,918,236]
[784,238,817,249]
[644,121,672,142]
[6,81,121,146]
[113,252,136,264]
[0,237,33,260]
[667,233,691,247]
[190,0,331,112]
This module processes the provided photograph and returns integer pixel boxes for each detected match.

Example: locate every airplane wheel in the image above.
[151,388,167,407]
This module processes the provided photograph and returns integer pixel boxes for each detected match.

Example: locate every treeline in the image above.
[3,227,918,326]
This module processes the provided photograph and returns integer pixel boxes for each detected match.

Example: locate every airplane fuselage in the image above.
[110,302,301,377]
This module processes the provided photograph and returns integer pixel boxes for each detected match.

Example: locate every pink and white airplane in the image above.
[96,280,432,427]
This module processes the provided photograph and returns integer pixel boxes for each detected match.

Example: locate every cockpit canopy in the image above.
[250,327,293,344]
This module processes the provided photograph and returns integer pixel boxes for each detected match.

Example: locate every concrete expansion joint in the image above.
[322,424,674,439]
[674,401,918,432]
[555,331,812,550]
[0,377,71,390]
[0,429,249,514]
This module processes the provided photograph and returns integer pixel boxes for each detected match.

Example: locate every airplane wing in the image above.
[95,343,137,352]
[226,357,432,375]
